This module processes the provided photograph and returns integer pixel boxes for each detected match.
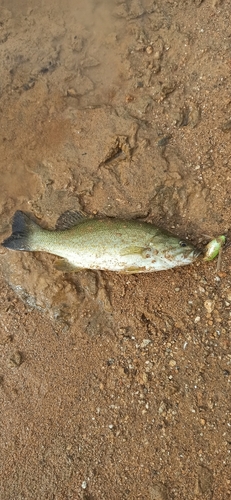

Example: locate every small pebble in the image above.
[146,45,153,54]
[140,339,151,348]
[8,351,23,367]
[67,88,78,97]
[169,359,176,367]
[204,300,214,314]
[149,482,168,500]
[221,119,231,132]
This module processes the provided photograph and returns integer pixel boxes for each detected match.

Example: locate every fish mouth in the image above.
[193,249,202,258]
[184,248,201,260]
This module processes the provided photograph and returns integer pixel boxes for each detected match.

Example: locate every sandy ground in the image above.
[0,0,231,498]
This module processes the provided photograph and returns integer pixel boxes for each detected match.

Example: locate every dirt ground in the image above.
[0,0,231,498]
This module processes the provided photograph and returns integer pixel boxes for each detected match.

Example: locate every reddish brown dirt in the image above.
[0,1,231,499]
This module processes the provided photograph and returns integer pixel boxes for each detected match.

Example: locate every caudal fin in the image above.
[2,210,40,251]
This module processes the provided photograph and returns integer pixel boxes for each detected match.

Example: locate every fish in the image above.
[1,210,201,273]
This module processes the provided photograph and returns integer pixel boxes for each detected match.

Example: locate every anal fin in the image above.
[54,257,85,272]
[119,266,147,274]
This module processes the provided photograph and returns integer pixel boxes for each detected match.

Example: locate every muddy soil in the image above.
[0,1,231,499]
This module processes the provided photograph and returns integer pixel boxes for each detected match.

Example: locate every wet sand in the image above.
[0,1,231,498]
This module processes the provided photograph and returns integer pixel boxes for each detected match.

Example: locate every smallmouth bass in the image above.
[1,210,201,273]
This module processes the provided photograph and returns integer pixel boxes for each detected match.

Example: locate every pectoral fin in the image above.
[121,246,152,259]
[120,246,145,256]
[54,257,85,272]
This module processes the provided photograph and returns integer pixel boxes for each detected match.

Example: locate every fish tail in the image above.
[2,210,41,251]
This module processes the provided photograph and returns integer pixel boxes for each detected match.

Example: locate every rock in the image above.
[71,36,84,52]
[126,96,152,119]
[158,135,172,147]
[221,119,231,132]
[149,483,168,500]
[161,81,176,99]
[67,88,79,98]
[140,339,151,348]
[65,72,94,96]
[188,104,201,128]
[197,465,213,496]
[8,350,23,367]
[204,299,214,313]
[130,0,145,18]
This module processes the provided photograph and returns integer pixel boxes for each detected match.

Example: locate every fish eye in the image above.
[179,240,187,247]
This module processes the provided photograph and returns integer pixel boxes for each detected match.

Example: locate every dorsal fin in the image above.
[55,210,87,230]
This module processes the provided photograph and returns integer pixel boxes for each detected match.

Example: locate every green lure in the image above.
[203,235,226,261]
